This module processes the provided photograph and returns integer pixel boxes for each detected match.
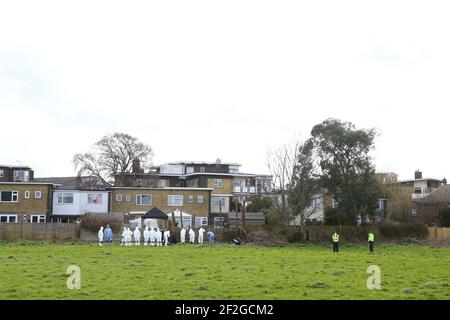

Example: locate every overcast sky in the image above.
[1,1,449,181]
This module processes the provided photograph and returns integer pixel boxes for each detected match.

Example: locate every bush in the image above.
[438,204,450,227]
[80,213,122,232]
[324,208,348,226]
[378,222,428,239]
[305,219,323,226]
[246,197,272,213]
[288,230,304,243]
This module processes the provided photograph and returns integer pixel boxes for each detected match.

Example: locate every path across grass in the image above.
[0,243,449,300]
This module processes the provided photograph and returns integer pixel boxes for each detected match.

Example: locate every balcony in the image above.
[233,186,256,194]
[412,193,429,200]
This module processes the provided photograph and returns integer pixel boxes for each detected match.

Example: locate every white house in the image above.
[52,190,110,220]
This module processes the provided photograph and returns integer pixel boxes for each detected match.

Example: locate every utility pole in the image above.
[242,197,246,229]
[219,199,223,228]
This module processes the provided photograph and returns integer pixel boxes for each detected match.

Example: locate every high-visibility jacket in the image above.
[368,233,375,242]
[332,233,339,243]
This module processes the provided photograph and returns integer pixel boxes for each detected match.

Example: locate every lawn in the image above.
[0,243,449,300]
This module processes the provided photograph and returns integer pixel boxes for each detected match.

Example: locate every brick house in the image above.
[118,159,272,227]
[0,182,58,223]
[0,165,34,183]
[109,187,212,227]
[415,183,450,226]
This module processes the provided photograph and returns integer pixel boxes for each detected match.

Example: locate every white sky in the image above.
[1,0,449,181]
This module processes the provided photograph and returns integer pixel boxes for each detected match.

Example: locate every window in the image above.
[188,195,193,203]
[212,197,226,207]
[213,179,222,188]
[195,217,208,227]
[88,194,103,204]
[186,167,194,174]
[125,194,131,202]
[332,199,339,209]
[412,208,417,216]
[0,214,18,223]
[229,167,239,174]
[136,194,152,205]
[200,167,205,173]
[34,191,42,199]
[25,191,30,199]
[158,180,166,188]
[13,170,30,182]
[31,215,46,223]
[414,187,423,194]
[57,193,74,204]
[197,195,204,203]
[115,194,123,202]
[377,199,386,211]
[310,197,321,209]
[168,195,184,206]
[0,169,4,177]
[214,217,224,228]
[0,191,19,202]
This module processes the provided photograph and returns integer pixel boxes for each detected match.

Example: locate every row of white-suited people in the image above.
[97,226,214,246]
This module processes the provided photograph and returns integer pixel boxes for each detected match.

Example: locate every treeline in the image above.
[264,118,379,230]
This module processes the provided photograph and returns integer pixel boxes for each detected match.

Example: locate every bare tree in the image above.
[385,184,413,223]
[266,142,299,236]
[73,133,153,186]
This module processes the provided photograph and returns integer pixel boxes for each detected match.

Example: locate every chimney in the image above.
[132,158,141,174]
[415,170,422,180]
[443,178,447,185]
[216,158,221,165]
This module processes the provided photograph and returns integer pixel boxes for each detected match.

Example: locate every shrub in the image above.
[324,208,348,226]
[80,213,122,232]
[288,230,304,243]
[438,204,450,227]
[305,219,323,226]
[246,197,272,213]
[378,222,428,239]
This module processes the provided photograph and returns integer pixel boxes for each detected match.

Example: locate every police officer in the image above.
[368,231,375,253]
[332,231,339,252]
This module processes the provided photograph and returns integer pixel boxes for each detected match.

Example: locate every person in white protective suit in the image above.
[143,226,150,246]
[149,227,156,246]
[121,227,127,246]
[198,227,205,245]
[156,228,162,246]
[97,226,104,246]
[164,230,170,246]
[189,228,195,244]
[180,227,186,244]
[133,226,141,246]
[126,227,132,246]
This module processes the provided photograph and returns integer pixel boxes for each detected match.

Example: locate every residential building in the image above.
[51,190,110,222]
[109,187,212,227]
[380,170,445,221]
[0,182,58,223]
[375,172,398,184]
[0,165,34,183]
[117,158,272,226]
[415,182,450,226]
[34,176,109,222]
[398,170,442,201]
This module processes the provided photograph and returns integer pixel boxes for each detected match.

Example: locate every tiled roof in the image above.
[421,184,450,203]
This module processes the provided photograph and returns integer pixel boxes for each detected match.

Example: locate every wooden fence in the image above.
[427,227,450,241]
[0,222,78,241]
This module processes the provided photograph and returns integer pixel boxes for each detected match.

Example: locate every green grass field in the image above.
[0,243,449,300]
